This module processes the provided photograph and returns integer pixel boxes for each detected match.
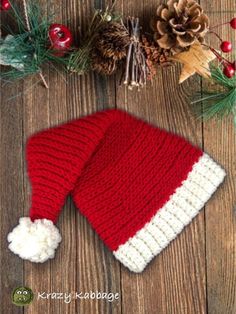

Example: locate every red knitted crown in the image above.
[7,109,225,272]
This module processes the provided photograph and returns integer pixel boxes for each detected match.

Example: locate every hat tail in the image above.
[7,109,123,262]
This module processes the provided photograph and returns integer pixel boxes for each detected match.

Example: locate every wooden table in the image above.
[1,1,235,313]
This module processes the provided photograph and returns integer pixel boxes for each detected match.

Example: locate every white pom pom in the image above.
[7,217,62,263]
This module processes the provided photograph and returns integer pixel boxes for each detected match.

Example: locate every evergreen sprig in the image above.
[192,66,236,126]
[0,1,68,81]
[67,6,121,74]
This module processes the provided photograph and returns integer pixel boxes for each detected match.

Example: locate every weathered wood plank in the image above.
[202,1,236,313]
[21,1,53,313]
[0,81,24,314]
[1,3,24,314]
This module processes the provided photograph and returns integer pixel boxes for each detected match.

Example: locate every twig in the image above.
[22,0,31,32]
[22,0,48,88]
[124,18,133,85]
[39,72,49,89]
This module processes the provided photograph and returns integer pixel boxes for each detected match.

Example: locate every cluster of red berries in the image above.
[211,17,236,78]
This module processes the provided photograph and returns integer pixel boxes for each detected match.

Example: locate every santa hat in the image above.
[7,109,225,272]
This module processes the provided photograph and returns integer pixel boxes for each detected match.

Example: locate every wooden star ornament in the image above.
[169,42,216,83]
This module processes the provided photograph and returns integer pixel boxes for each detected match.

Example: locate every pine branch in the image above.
[0,1,68,83]
[192,66,236,123]
[22,0,48,88]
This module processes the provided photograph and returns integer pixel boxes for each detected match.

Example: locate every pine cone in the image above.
[95,22,130,61]
[91,21,130,75]
[142,35,173,80]
[91,52,118,75]
[142,35,172,65]
[152,0,209,53]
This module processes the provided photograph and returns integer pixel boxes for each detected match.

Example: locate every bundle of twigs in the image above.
[123,17,149,90]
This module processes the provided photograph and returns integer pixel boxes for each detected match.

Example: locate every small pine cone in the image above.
[151,0,209,53]
[141,35,173,65]
[91,51,118,75]
[95,22,130,61]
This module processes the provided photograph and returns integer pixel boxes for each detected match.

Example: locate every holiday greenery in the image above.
[0,0,235,125]
[0,1,69,85]
[192,66,236,126]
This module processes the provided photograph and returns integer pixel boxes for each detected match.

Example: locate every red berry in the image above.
[232,60,236,70]
[0,0,11,10]
[230,17,236,29]
[223,64,235,78]
[220,41,232,53]
[49,24,73,57]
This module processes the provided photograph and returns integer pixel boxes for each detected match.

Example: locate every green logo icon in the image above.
[12,286,34,306]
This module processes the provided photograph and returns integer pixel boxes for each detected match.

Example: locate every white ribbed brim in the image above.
[113,153,226,272]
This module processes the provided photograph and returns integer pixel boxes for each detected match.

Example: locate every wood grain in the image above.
[0,0,235,313]
[1,4,24,314]
[202,2,236,313]
[116,0,206,313]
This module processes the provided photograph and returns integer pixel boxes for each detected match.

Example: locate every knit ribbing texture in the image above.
[24,109,225,271]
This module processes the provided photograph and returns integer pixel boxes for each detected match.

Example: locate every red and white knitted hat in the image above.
[7,109,225,272]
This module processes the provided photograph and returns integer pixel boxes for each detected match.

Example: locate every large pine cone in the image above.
[152,0,209,53]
